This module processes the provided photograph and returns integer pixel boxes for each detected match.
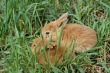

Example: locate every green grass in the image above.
[0,0,110,73]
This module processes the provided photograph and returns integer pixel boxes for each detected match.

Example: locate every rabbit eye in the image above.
[46,32,50,34]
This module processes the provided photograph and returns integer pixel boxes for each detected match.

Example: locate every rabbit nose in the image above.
[46,32,49,35]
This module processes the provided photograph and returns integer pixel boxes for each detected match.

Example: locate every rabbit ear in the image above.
[58,12,68,21]
[55,12,68,27]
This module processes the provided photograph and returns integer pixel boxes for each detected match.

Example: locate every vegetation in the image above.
[0,0,110,73]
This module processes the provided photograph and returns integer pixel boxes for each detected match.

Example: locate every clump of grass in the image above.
[0,0,110,73]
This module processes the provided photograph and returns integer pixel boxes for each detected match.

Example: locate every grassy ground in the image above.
[0,0,110,73]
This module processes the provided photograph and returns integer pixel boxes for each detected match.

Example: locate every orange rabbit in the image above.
[31,37,56,54]
[31,37,72,65]
[41,13,97,52]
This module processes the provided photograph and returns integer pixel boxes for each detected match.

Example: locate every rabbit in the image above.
[41,12,97,52]
[38,45,63,65]
[38,45,75,65]
[31,37,45,54]
[31,36,56,54]
[31,37,73,65]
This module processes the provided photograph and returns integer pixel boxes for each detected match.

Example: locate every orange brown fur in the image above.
[31,37,56,54]
[31,38,74,65]
[31,13,97,65]
[41,13,97,52]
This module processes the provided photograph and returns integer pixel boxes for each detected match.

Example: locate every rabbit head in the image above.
[41,12,68,41]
